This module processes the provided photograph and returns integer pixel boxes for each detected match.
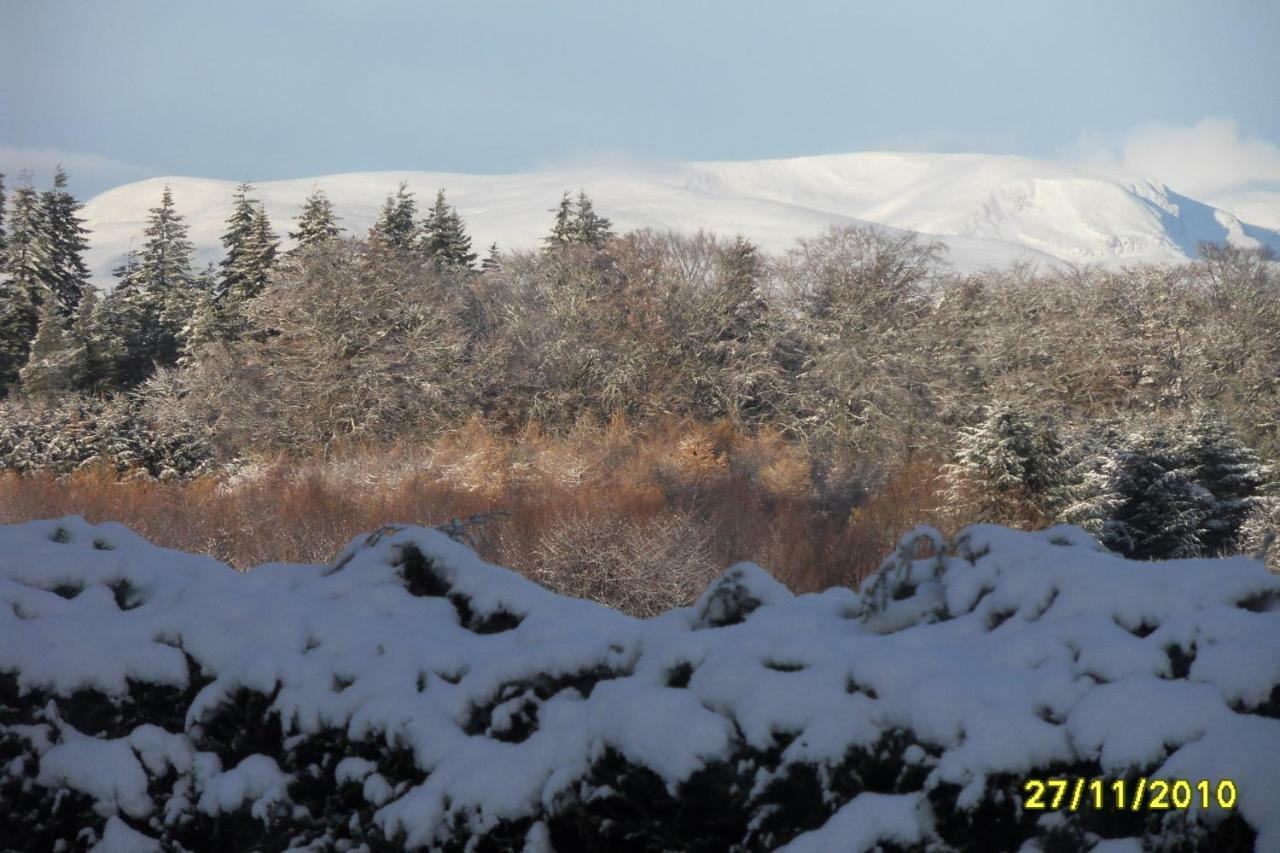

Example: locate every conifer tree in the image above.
[544,192,575,251]
[419,189,476,268]
[111,249,143,297]
[246,203,279,298]
[0,178,45,390]
[1105,438,1208,560]
[179,286,240,367]
[217,183,258,299]
[67,287,123,393]
[481,243,501,272]
[289,188,342,254]
[573,190,613,248]
[0,172,7,261]
[133,185,197,369]
[370,182,417,249]
[947,401,1066,523]
[38,166,91,316]
[101,276,147,388]
[19,298,75,398]
[217,185,278,302]
[0,274,36,393]
[1062,422,1209,560]
[1179,409,1266,554]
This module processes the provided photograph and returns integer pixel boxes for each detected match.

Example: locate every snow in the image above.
[78,151,1280,289]
[37,729,152,819]
[88,816,161,853]
[2,515,1279,849]
[778,792,926,852]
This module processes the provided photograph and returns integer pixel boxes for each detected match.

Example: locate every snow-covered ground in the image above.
[79,151,1280,288]
[2,517,1278,850]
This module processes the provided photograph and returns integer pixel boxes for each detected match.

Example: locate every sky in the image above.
[2,0,1279,201]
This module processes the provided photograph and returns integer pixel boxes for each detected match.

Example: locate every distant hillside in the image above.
[80,152,1280,287]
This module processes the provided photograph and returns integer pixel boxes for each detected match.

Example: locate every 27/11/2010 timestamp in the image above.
[1023,778,1238,813]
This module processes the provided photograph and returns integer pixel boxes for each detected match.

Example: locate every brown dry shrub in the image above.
[0,423,956,614]
[528,511,720,617]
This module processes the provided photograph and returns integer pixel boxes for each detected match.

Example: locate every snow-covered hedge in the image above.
[2,518,1278,851]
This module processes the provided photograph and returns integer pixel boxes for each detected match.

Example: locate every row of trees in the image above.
[0,169,613,400]
[1,167,1276,559]
[947,402,1269,558]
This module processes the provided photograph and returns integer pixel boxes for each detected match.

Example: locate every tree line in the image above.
[0,167,1277,560]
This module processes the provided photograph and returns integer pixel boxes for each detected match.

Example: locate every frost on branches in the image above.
[1,518,1278,851]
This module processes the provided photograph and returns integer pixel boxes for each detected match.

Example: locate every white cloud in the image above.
[0,147,161,197]
[1069,118,1280,198]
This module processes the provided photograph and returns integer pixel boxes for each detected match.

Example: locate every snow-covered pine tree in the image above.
[179,288,235,368]
[1107,437,1210,560]
[1179,409,1267,554]
[179,262,241,365]
[218,184,278,302]
[0,171,7,260]
[0,177,45,392]
[481,243,501,272]
[133,185,197,370]
[544,192,575,251]
[573,190,613,248]
[66,287,124,394]
[246,203,279,297]
[370,182,417,249]
[288,187,342,254]
[19,298,75,398]
[37,166,91,316]
[946,401,1066,524]
[418,189,476,268]
[99,282,147,389]
[1063,422,1210,560]
[0,274,36,394]
[111,249,142,298]
[217,183,257,300]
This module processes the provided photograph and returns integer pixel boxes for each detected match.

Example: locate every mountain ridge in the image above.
[79,151,1280,287]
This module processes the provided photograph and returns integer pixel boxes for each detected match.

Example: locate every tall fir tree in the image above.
[180,287,240,367]
[67,287,124,394]
[370,182,417,249]
[133,185,197,370]
[481,242,501,272]
[573,190,613,248]
[217,184,278,302]
[0,273,36,393]
[19,298,75,399]
[0,171,7,262]
[248,204,279,293]
[0,177,45,391]
[288,187,342,254]
[418,189,476,268]
[544,192,575,251]
[111,249,142,297]
[38,166,91,316]
[102,267,148,388]
[217,183,258,300]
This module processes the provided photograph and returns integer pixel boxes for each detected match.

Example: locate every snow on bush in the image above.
[1,517,1278,851]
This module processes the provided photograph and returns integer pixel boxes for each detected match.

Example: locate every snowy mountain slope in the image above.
[2,517,1278,850]
[79,152,1280,287]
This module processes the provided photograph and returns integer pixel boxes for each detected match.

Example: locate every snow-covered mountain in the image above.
[80,152,1280,287]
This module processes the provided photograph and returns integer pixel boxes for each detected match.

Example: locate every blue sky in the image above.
[2,0,1279,197]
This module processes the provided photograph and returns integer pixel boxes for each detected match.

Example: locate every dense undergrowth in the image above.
[0,419,944,612]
